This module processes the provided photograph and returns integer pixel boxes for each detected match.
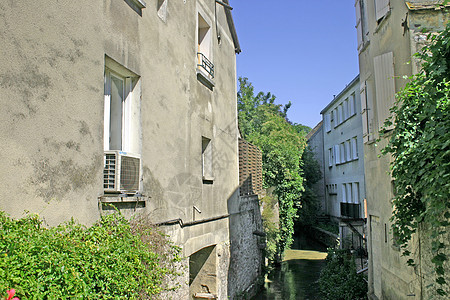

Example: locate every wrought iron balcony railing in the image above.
[197,52,214,78]
[340,202,361,219]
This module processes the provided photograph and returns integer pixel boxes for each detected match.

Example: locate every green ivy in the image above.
[0,211,181,299]
[381,23,450,296]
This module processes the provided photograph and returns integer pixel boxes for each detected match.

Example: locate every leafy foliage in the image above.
[0,211,181,299]
[238,77,307,263]
[296,146,322,226]
[318,249,367,300]
[381,23,450,295]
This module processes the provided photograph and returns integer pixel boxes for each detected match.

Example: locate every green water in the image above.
[252,233,327,300]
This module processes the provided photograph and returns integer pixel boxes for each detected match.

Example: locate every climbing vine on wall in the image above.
[381,23,450,296]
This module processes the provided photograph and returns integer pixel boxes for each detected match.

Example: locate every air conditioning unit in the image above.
[104,151,141,193]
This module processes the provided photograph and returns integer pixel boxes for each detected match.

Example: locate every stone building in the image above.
[305,121,326,215]
[354,0,449,298]
[0,0,246,298]
[319,75,367,250]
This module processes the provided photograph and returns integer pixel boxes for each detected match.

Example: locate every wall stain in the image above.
[0,66,51,116]
[79,121,92,137]
[30,155,101,202]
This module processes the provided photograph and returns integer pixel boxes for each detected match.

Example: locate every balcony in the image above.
[340,202,361,219]
[197,52,214,78]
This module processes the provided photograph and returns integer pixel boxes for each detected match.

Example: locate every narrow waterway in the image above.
[252,232,328,300]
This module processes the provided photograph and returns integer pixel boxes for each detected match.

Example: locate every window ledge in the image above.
[99,194,148,203]
[374,10,391,34]
[197,70,215,90]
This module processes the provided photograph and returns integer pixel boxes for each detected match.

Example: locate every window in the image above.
[328,148,333,167]
[374,52,395,131]
[344,99,349,121]
[346,183,353,203]
[324,113,331,132]
[337,104,343,125]
[340,143,345,163]
[374,0,390,23]
[202,137,214,181]
[334,145,340,165]
[345,140,351,162]
[352,182,360,203]
[350,93,356,116]
[355,0,369,50]
[104,58,141,154]
[342,184,347,203]
[103,57,142,193]
[351,137,358,159]
[197,13,214,79]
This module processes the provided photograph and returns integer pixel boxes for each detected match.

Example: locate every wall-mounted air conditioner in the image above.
[104,151,141,193]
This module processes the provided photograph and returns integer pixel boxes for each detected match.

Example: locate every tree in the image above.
[238,77,307,263]
[318,249,367,300]
[381,23,450,296]
[296,146,322,226]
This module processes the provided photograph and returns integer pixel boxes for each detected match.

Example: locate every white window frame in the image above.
[350,93,356,116]
[340,143,345,163]
[324,113,331,132]
[352,182,360,203]
[104,65,141,154]
[352,137,359,159]
[346,140,352,162]
[346,183,353,203]
[328,148,333,167]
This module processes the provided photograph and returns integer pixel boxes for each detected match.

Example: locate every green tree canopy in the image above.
[238,77,307,262]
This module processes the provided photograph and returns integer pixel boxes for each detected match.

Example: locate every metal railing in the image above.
[340,202,361,219]
[197,52,214,78]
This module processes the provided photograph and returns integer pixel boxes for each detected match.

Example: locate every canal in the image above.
[252,231,328,300]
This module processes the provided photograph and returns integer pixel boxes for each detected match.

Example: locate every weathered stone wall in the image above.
[227,195,264,299]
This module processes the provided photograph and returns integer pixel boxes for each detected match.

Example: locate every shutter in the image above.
[350,94,355,116]
[355,0,363,49]
[360,82,369,142]
[352,138,358,159]
[325,113,331,132]
[346,140,351,161]
[328,148,333,167]
[334,145,340,164]
[375,0,390,22]
[374,52,395,131]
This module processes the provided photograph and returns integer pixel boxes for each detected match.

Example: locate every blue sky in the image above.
[230,1,360,128]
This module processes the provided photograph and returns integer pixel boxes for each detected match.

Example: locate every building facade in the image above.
[320,75,366,249]
[0,0,243,298]
[305,121,326,214]
[354,0,449,298]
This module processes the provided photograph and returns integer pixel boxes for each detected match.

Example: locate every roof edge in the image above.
[320,74,360,115]
[223,0,241,53]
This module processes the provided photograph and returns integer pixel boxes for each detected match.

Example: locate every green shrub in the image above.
[318,249,367,300]
[0,211,181,299]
